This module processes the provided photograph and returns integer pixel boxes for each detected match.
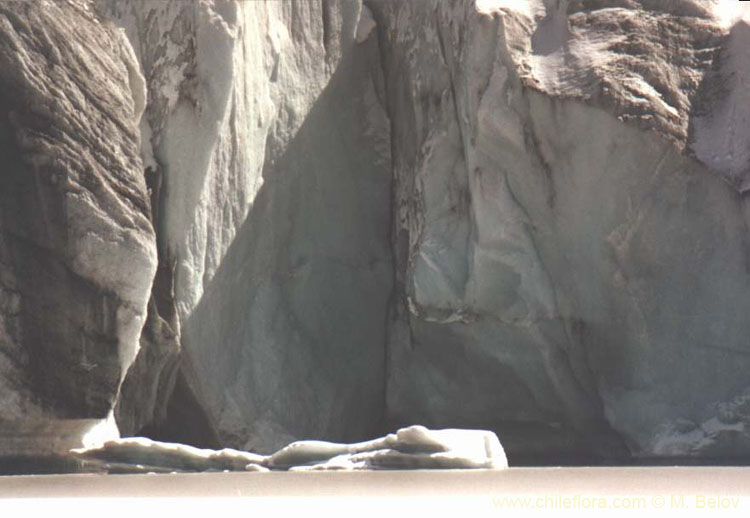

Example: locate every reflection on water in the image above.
[3,455,750,476]
[0,456,106,476]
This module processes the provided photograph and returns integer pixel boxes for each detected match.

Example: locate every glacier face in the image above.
[102,0,393,452]
[0,0,156,453]
[2,0,750,464]
[373,0,750,460]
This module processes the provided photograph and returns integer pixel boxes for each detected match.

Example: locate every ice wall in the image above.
[0,0,156,453]
[39,0,750,462]
[372,0,750,461]
[103,0,393,452]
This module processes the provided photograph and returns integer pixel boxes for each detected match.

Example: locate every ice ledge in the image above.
[71,425,508,472]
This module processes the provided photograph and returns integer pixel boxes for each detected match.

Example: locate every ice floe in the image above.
[71,425,507,472]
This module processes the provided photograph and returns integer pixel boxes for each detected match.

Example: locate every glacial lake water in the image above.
[2,467,750,517]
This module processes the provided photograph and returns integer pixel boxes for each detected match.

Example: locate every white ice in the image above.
[71,425,508,472]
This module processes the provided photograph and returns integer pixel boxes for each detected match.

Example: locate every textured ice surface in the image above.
[0,0,156,452]
[103,0,393,452]
[370,0,750,461]
[10,0,749,464]
[72,436,265,472]
[97,0,750,463]
[71,425,507,472]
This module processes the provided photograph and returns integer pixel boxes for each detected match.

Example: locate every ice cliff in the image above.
[1,0,750,465]
[0,0,155,454]
[376,0,750,461]
[99,0,393,452]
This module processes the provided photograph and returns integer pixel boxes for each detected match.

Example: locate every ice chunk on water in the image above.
[270,425,506,470]
[71,425,507,472]
[71,436,265,472]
